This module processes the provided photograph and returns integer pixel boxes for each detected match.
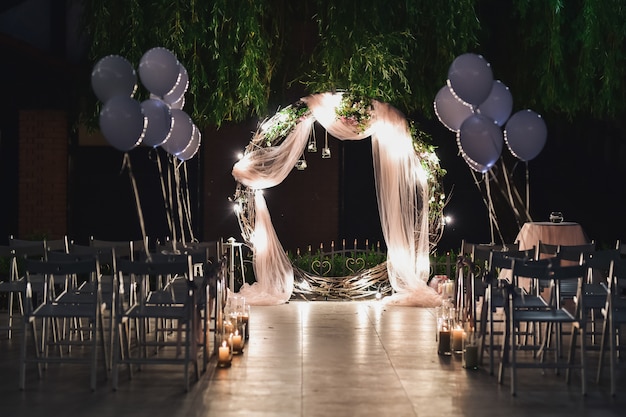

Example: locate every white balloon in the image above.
[91,55,137,102]
[99,95,145,151]
[141,98,173,147]
[138,47,180,97]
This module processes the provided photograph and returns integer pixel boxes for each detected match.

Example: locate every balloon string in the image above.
[497,160,523,228]
[180,161,196,242]
[166,154,179,251]
[470,170,504,245]
[485,172,506,245]
[173,158,187,246]
[156,149,175,241]
[121,153,149,258]
[525,161,530,215]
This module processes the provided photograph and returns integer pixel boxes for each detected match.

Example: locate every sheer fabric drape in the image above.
[232,92,441,306]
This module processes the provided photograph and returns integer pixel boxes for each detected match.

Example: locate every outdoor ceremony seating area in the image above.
[1,231,626,416]
[0,235,229,393]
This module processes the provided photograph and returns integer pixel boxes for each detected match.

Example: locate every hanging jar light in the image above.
[307,126,317,152]
[295,152,307,170]
[321,129,331,159]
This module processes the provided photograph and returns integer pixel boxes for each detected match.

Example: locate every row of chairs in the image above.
[0,236,229,392]
[459,239,626,395]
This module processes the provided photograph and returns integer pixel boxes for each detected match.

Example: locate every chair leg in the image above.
[19,318,28,390]
[90,317,98,391]
[566,326,577,384]
[581,327,587,395]
[510,318,517,395]
[112,320,121,391]
[596,314,609,384]
[609,317,617,396]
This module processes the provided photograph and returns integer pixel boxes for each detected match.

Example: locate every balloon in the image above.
[164,64,189,105]
[457,114,503,172]
[447,53,494,106]
[161,109,194,155]
[169,95,185,110]
[91,55,137,102]
[460,149,490,173]
[99,95,145,151]
[434,85,475,132]
[477,80,513,126]
[141,98,173,147]
[177,125,201,161]
[504,109,547,161]
[138,47,180,97]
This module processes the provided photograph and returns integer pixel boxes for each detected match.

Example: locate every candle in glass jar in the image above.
[218,341,231,367]
[451,327,464,353]
[232,330,243,353]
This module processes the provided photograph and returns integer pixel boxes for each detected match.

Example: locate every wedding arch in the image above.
[231,92,444,307]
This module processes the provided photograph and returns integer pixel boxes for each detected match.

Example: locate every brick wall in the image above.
[18,110,68,239]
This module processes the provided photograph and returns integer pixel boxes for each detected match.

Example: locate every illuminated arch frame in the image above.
[231,92,445,306]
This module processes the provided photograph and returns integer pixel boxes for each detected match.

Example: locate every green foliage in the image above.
[78,0,626,129]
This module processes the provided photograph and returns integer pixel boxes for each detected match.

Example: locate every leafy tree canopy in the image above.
[78,0,626,128]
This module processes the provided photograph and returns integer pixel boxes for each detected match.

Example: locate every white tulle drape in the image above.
[232,92,441,306]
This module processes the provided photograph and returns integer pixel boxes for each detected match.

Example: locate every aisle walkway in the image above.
[1,300,625,416]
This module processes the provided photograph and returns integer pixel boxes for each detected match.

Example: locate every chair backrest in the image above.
[585,249,619,283]
[607,258,626,293]
[90,236,145,261]
[556,242,596,264]
[8,239,48,280]
[549,263,587,309]
[23,257,101,307]
[115,254,193,288]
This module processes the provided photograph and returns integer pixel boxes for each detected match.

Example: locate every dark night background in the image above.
[1,1,625,254]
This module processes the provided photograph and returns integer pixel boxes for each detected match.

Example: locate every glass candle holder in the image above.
[451,323,464,354]
[549,211,564,223]
[437,318,452,356]
[217,329,233,368]
[242,304,250,341]
[463,330,479,370]
[232,329,244,355]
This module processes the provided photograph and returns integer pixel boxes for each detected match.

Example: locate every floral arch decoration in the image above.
[231,92,446,306]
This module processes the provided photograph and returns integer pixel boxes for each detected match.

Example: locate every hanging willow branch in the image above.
[78,0,626,128]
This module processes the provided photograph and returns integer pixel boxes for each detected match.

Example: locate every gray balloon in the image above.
[434,85,474,132]
[447,53,494,106]
[141,98,172,147]
[457,114,503,172]
[504,109,547,161]
[161,109,193,155]
[99,95,145,152]
[91,55,137,102]
[477,80,513,126]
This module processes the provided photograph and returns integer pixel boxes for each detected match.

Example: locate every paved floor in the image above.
[1,300,625,416]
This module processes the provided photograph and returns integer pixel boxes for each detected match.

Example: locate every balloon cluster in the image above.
[91,47,201,161]
[434,53,547,172]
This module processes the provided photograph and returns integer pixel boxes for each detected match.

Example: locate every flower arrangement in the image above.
[257,100,310,147]
[409,120,448,252]
[335,92,373,134]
